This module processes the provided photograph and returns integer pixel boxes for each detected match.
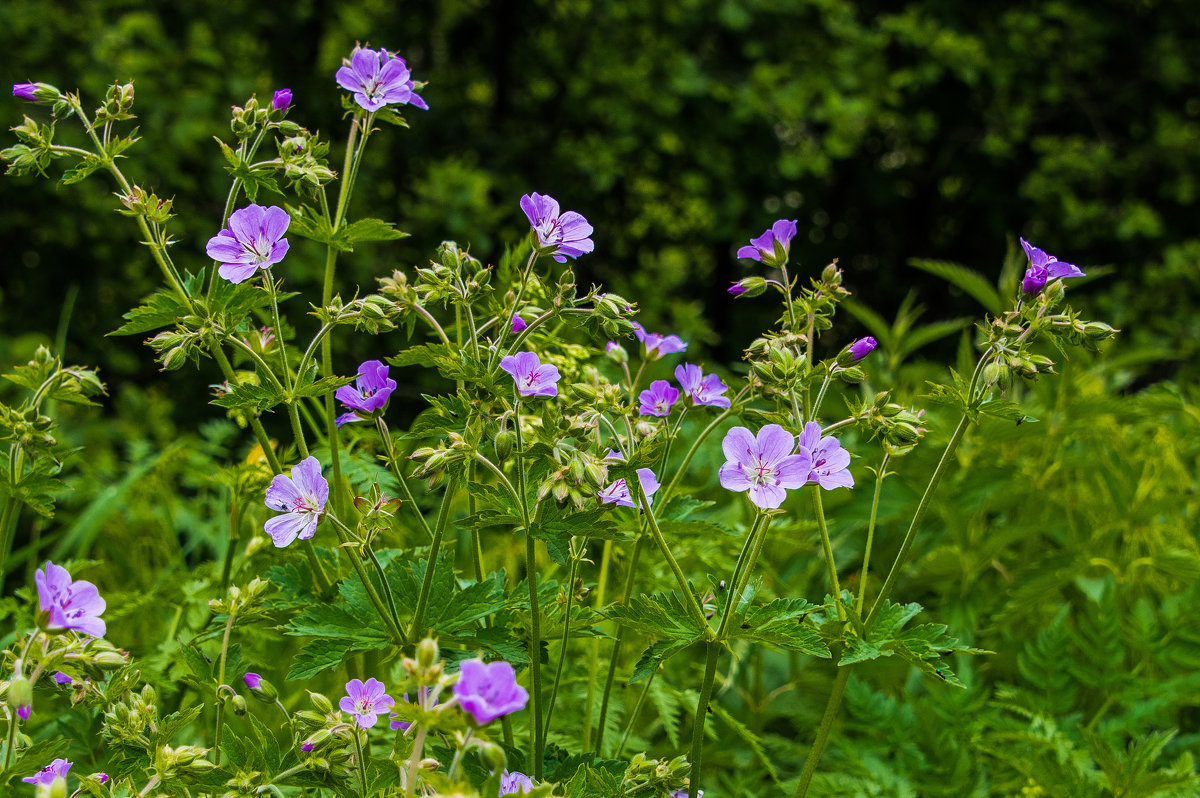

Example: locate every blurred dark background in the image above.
[2,0,1198,395]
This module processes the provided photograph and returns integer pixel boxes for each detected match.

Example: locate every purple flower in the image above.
[728,282,747,295]
[301,741,315,751]
[670,792,702,798]
[335,359,397,426]
[737,219,798,267]
[339,677,395,729]
[97,773,109,784]
[638,380,679,417]
[263,456,329,547]
[272,88,292,112]
[12,83,38,101]
[675,364,731,409]
[520,193,595,263]
[336,46,428,112]
[453,659,529,725]
[631,322,688,360]
[798,422,854,490]
[243,672,262,689]
[718,425,812,509]
[501,771,535,795]
[848,336,877,362]
[511,315,528,334]
[1020,237,1084,295]
[205,204,291,284]
[53,672,73,685]
[17,704,30,720]
[598,467,660,509]
[35,562,106,637]
[500,351,561,398]
[22,758,71,786]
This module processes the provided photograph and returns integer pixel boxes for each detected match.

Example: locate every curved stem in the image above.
[213,608,237,766]
[405,726,427,798]
[616,669,655,758]
[686,641,721,798]
[715,515,766,639]
[353,728,369,796]
[409,477,459,639]
[637,483,710,634]
[327,516,405,645]
[595,536,644,756]
[472,454,524,519]
[582,538,613,752]
[855,454,890,615]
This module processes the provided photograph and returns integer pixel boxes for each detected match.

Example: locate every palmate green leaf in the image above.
[60,153,104,185]
[534,505,628,564]
[217,138,280,201]
[211,382,287,413]
[154,705,203,747]
[0,456,67,519]
[339,218,409,249]
[407,394,472,438]
[630,639,693,683]
[388,343,474,382]
[979,398,1037,424]
[290,373,356,399]
[729,597,831,657]
[607,591,709,642]
[110,288,189,336]
[285,574,393,678]
[563,762,628,798]
[838,600,990,687]
[658,495,715,522]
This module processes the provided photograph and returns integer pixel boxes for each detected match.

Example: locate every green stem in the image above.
[811,487,845,620]
[376,418,434,541]
[855,454,890,615]
[489,250,539,370]
[687,641,721,798]
[616,670,655,758]
[791,667,851,798]
[405,726,427,798]
[328,516,406,645]
[409,478,459,639]
[715,515,766,639]
[543,541,584,741]
[637,483,710,634]
[365,545,402,637]
[582,538,613,752]
[213,608,237,766]
[353,728,369,796]
[596,536,644,757]
[220,501,243,595]
[527,532,545,779]
[659,388,748,506]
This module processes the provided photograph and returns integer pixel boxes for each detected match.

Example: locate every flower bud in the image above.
[982,361,1007,386]
[294,710,326,728]
[728,276,766,298]
[92,651,127,669]
[821,262,843,284]
[836,366,866,384]
[417,637,439,670]
[12,82,61,103]
[478,741,507,771]
[309,692,333,714]
[8,675,32,721]
[493,430,515,465]
[231,695,248,716]
[302,728,333,751]
[605,341,628,365]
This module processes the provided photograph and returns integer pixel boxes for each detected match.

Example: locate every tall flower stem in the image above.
[542,540,585,741]
[488,250,539,370]
[327,516,405,645]
[581,538,613,752]
[213,608,237,766]
[409,477,459,639]
[353,728,369,796]
[405,726,428,798]
[262,267,308,459]
[811,487,845,620]
[636,483,710,633]
[595,536,645,756]
[1,632,38,771]
[856,454,890,615]
[527,530,545,779]
[616,670,656,758]
[658,387,749,506]
[375,418,434,542]
[687,641,721,798]
[792,667,851,797]
[716,514,769,639]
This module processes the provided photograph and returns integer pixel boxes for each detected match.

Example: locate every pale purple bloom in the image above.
[728,282,747,295]
[718,425,812,509]
[339,677,395,729]
[598,468,660,509]
[53,672,73,685]
[35,561,106,637]
[243,673,262,689]
[520,192,595,263]
[500,351,561,398]
[22,758,71,786]
[272,88,292,112]
[511,315,528,333]
[631,322,687,360]
[263,456,329,547]
[206,204,291,284]
[335,46,428,112]
[737,219,798,265]
[1020,237,1084,295]
[848,336,877,362]
[798,422,854,490]
[605,341,620,355]
[335,359,397,426]
[501,771,535,795]
[675,364,731,409]
[453,659,529,725]
[12,83,38,101]
[639,380,678,417]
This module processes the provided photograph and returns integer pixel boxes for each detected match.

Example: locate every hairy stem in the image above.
[687,641,721,798]
[856,454,890,615]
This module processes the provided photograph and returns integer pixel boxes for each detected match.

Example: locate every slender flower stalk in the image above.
[856,454,891,615]
[408,477,459,639]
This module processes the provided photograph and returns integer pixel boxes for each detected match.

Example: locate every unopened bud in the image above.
[605,341,628,365]
[243,672,278,703]
[417,637,439,669]
[493,430,515,464]
[728,276,766,298]
[8,675,32,721]
[478,741,507,771]
[309,692,333,714]
[231,695,248,716]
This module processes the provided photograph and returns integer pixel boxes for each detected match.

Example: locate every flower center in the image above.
[355,697,375,714]
[535,218,564,246]
[746,456,780,487]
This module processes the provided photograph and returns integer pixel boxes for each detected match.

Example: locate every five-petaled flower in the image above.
[598,467,660,509]
[848,336,877,362]
[453,659,529,725]
[263,456,329,547]
[737,219,798,268]
[206,204,291,284]
[22,758,71,786]
[520,192,595,263]
[501,771,536,795]
[336,46,428,112]
[500,351,561,398]
[1020,237,1084,295]
[271,88,292,112]
[675,363,731,409]
[798,422,854,490]
[718,424,812,509]
[340,677,395,729]
[335,360,397,426]
[631,322,687,360]
[35,561,106,637]
[638,379,679,417]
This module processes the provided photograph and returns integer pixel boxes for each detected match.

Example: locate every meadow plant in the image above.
[0,42,1119,798]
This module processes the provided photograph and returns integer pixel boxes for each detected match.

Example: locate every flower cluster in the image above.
[635,363,731,417]
[718,423,854,509]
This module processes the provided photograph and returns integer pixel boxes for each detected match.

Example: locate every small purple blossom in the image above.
[598,467,660,508]
[453,659,529,725]
[520,192,595,263]
[22,758,71,786]
[272,88,292,112]
[263,456,329,547]
[17,704,30,720]
[243,672,262,689]
[670,791,702,798]
[799,422,854,490]
[500,771,535,795]
[205,204,291,284]
[53,672,73,685]
[638,380,679,417]
[737,219,798,266]
[35,561,106,637]
[336,46,428,112]
[500,351,561,398]
[301,742,314,751]
[339,677,395,729]
[12,83,38,101]
[718,425,812,509]
[335,359,397,426]
[848,336,877,362]
[1020,237,1084,295]
[511,315,528,334]
[631,322,687,360]
[97,773,109,784]
[675,364,731,409]
[728,282,747,295]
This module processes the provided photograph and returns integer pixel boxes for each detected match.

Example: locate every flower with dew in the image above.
[798,422,854,490]
[511,314,528,333]
[520,192,595,263]
[848,336,877,362]
[22,758,71,786]
[271,88,292,112]
[35,561,106,637]
[205,204,291,284]
[1020,237,1084,295]
[53,672,73,685]
[501,771,535,795]
[737,219,798,268]
[631,322,687,360]
[675,363,731,409]
[336,46,428,112]
[339,678,395,729]
[638,379,679,417]
[500,351,561,398]
[453,659,529,725]
[335,359,397,426]
[598,467,660,509]
[263,456,329,547]
[718,424,812,510]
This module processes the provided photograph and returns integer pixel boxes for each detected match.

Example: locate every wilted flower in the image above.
[22,758,71,786]
[638,380,679,417]
[35,561,106,637]
[336,46,428,112]
[511,315,528,333]
[263,456,328,547]
[453,659,529,725]
[271,88,292,112]
[718,424,812,509]
[598,467,660,508]
[1020,237,1084,295]
[848,336,877,362]
[675,364,731,408]
[520,192,595,263]
[501,771,535,795]
[737,219,798,267]
[340,678,395,729]
[206,204,291,284]
[52,672,73,685]
[335,359,397,426]
[798,422,854,490]
[500,351,561,398]
[631,322,687,360]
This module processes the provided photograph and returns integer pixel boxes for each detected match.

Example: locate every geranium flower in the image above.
[22,758,71,786]
[453,659,529,725]
[206,204,291,284]
[520,192,594,263]
[35,562,106,637]
[718,424,812,509]
[848,336,877,362]
[501,771,535,795]
[271,88,292,112]
[263,456,328,547]
[598,467,660,509]
[1020,237,1084,295]
[639,380,679,417]
[500,351,561,398]
[631,322,687,360]
[335,359,397,426]
[737,219,798,267]
[53,672,73,685]
[798,422,854,490]
[12,83,38,101]
[336,46,428,112]
[340,677,395,728]
[675,363,731,408]
[511,315,528,333]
